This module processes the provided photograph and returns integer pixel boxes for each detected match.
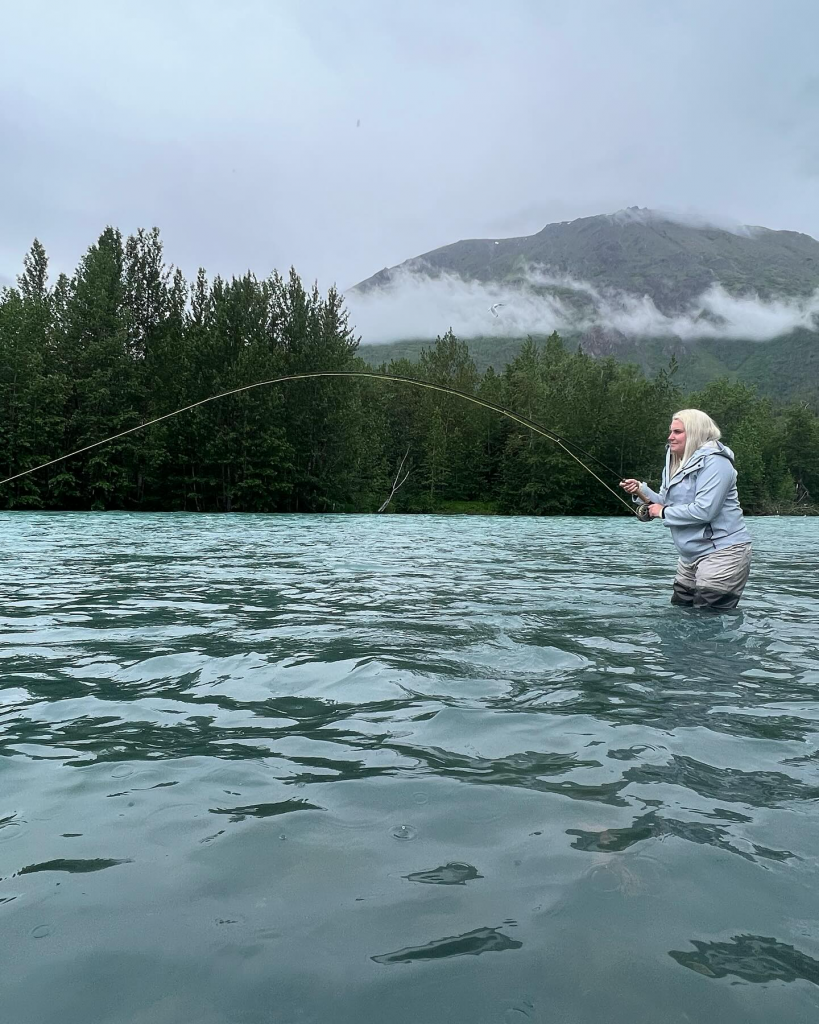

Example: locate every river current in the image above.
[1,512,818,1024]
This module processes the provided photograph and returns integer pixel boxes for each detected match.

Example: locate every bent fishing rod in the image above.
[0,370,647,519]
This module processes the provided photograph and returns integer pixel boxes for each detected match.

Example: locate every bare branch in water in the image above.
[378,447,411,513]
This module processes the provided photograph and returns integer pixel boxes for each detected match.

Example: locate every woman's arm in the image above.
[662,457,734,526]
[619,478,663,504]
[638,482,663,504]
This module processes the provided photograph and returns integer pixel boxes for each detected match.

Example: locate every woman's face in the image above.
[668,418,686,455]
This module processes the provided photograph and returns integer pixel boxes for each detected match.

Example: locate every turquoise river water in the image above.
[1,512,818,1024]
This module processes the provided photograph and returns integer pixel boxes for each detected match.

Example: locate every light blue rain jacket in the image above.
[639,441,752,561]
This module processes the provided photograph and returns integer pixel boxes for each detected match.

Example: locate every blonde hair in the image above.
[669,408,721,477]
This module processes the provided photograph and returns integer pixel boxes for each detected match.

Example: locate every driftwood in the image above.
[377,447,411,513]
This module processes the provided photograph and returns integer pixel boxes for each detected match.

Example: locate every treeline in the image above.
[1,229,817,515]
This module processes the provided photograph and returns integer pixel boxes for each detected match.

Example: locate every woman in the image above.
[620,409,752,610]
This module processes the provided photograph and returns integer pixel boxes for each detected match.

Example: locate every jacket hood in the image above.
[665,440,735,479]
[690,440,735,464]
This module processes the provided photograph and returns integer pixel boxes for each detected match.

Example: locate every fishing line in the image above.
[0,370,641,517]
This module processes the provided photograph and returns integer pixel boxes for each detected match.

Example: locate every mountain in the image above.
[352,209,819,309]
[351,209,819,403]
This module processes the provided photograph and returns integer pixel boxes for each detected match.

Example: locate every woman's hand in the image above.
[648,503,665,518]
[619,478,641,494]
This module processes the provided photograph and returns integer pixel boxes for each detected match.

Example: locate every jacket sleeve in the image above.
[662,457,734,526]
[637,481,663,504]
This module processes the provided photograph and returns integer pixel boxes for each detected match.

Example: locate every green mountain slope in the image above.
[359,330,819,406]
[352,209,819,404]
[354,209,819,310]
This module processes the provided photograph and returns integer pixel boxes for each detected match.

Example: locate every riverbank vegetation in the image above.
[1,230,817,514]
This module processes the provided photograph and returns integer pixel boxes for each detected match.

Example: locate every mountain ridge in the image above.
[352,208,819,311]
[350,209,819,405]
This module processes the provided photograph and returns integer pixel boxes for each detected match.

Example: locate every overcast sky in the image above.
[2,0,818,293]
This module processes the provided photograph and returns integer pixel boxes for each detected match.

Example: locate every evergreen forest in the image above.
[1,229,817,516]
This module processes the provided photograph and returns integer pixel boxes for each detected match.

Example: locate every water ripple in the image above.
[1,512,818,1024]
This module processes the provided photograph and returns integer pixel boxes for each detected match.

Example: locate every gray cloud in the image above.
[1,1,818,292]
[345,264,819,344]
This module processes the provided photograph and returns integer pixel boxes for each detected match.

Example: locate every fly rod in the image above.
[0,370,646,518]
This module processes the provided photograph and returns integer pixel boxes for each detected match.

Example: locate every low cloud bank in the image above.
[345,266,819,345]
